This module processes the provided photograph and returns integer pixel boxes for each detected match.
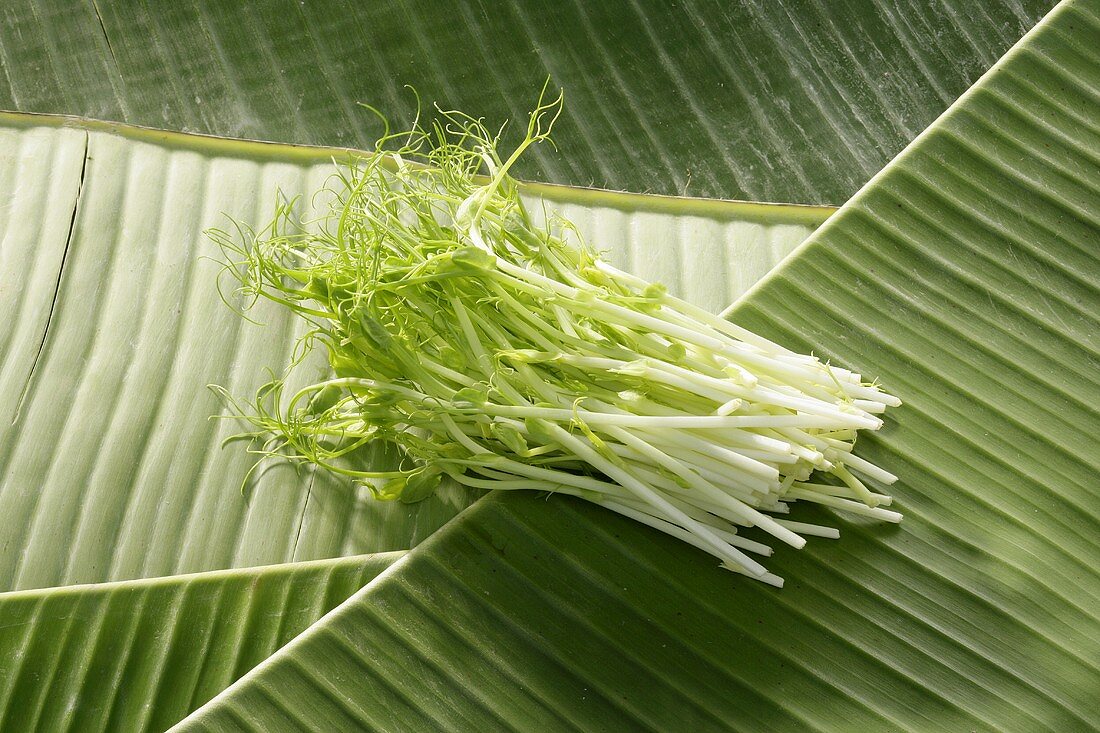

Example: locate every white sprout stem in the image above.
[476,404,869,430]
[598,499,779,570]
[786,488,904,522]
[795,482,893,506]
[581,494,773,557]
[537,420,770,575]
[772,518,841,539]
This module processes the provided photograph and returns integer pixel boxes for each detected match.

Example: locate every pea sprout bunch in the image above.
[213,90,901,586]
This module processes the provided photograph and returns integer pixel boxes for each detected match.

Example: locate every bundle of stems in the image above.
[213,90,900,585]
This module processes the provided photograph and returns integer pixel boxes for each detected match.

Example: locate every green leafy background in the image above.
[2,0,1097,731]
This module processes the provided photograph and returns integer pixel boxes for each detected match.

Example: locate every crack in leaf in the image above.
[90,0,120,73]
[290,468,318,561]
[11,130,90,426]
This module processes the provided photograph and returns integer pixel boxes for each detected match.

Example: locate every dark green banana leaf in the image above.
[0,0,1051,203]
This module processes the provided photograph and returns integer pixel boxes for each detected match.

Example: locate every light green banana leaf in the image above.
[0,0,1052,203]
[0,114,826,592]
[173,1,1100,730]
[0,113,826,730]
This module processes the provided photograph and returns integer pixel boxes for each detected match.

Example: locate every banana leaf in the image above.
[0,112,825,730]
[176,2,1100,730]
[0,0,1052,203]
[0,114,825,594]
[0,552,401,732]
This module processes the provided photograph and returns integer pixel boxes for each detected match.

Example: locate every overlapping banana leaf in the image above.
[0,0,1051,203]
[0,553,401,732]
[174,2,1100,730]
[0,114,825,730]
